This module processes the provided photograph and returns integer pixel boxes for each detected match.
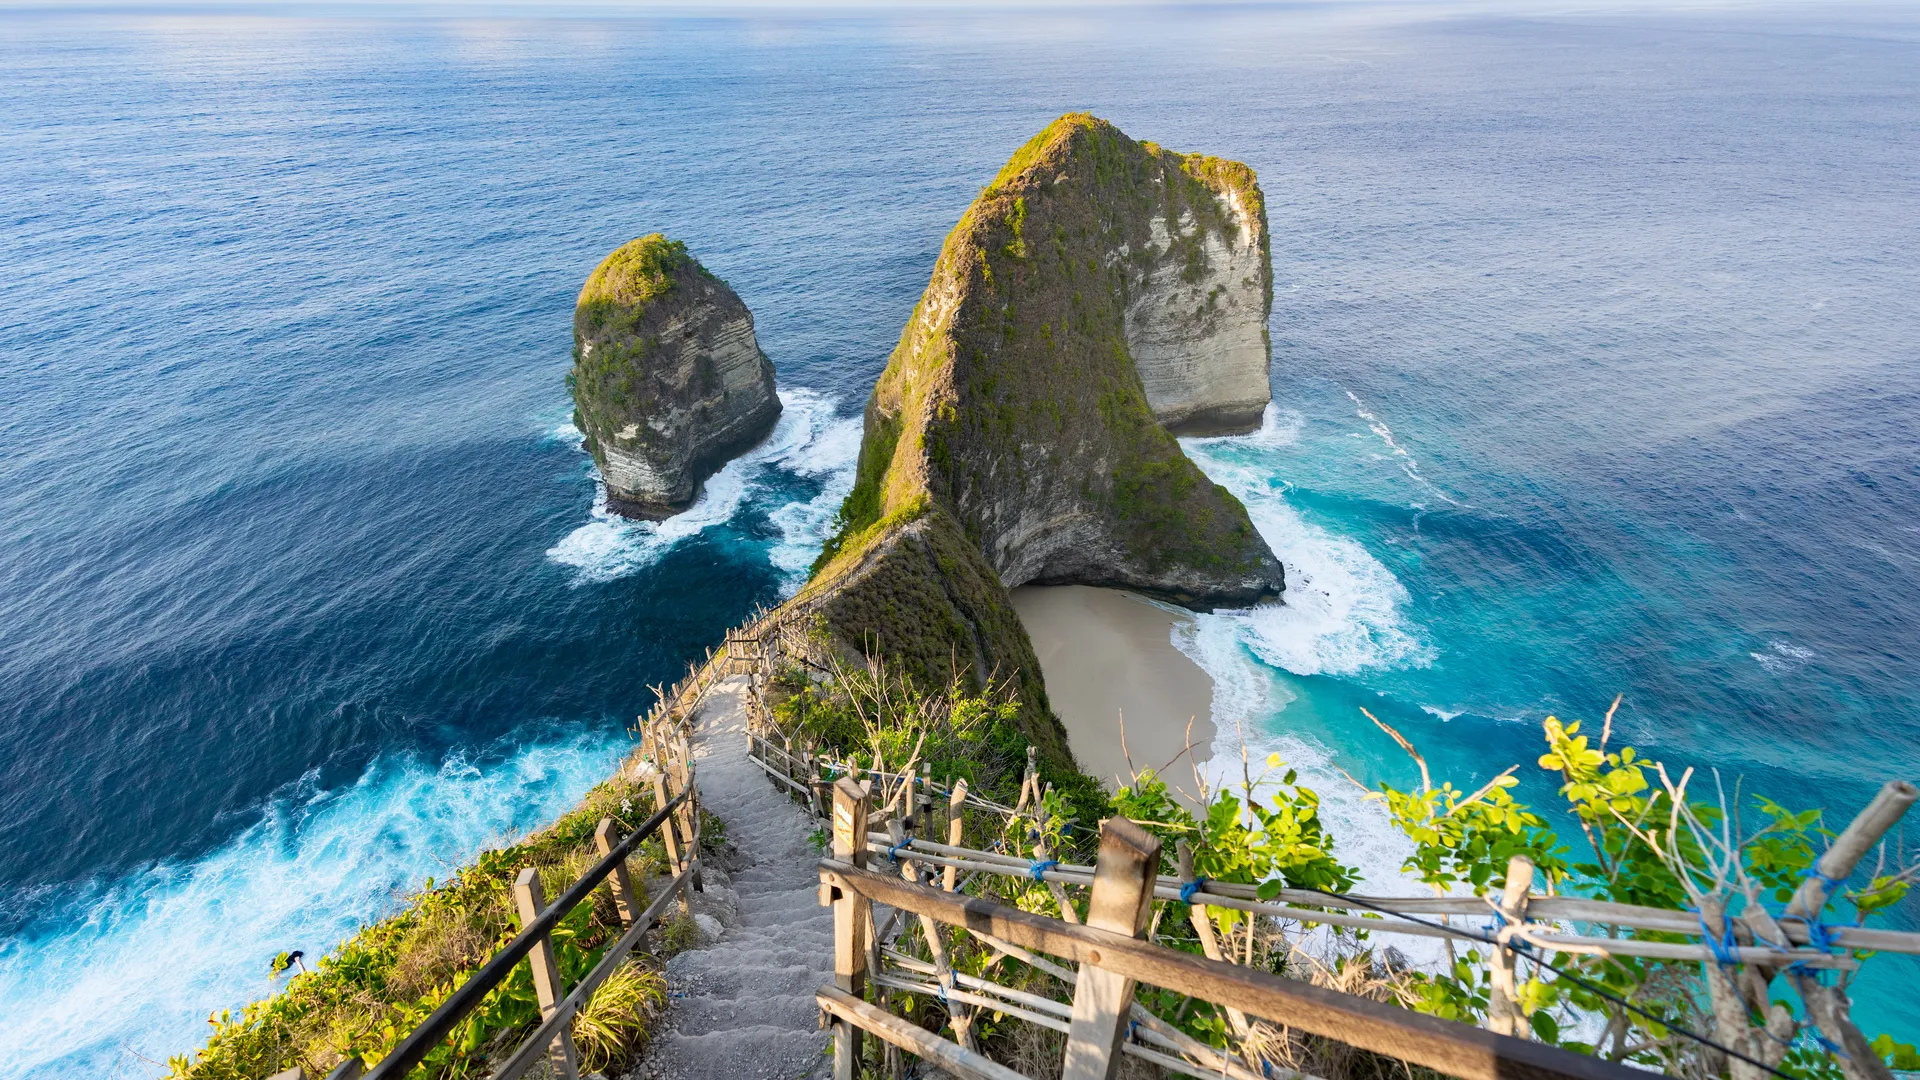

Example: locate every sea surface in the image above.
[2,4,1917,1074]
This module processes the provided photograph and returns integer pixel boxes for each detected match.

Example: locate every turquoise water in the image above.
[2,5,1916,1073]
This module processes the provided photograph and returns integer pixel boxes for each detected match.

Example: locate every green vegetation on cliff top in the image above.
[568,233,711,468]
[576,233,696,323]
[820,111,1277,593]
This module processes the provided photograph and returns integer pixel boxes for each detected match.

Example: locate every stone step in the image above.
[624,677,837,1080]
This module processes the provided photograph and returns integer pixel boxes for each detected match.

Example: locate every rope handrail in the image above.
[860,837,1918,961]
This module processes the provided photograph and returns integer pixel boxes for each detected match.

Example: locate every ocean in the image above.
[2,4,1916,1074]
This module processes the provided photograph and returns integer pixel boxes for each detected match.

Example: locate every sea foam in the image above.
[545,388,858,587]
[1184,404,1434,679]
[0,729,625,1079]
[1172,403,1451,968]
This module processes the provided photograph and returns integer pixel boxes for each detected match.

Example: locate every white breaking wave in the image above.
[546,388,859,587]
[1752,638,1817,674]
[1184,404,1434,678]
[0,730,624,1079]
[763,401,863,591]
[1172,402,1448,965]
[1171,616,1449,971]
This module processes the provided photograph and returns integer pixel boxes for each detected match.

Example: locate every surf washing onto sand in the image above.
[1175,403,1439,908]
[546,388,861,589]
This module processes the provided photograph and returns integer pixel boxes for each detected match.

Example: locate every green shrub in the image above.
[167,767,673,1080]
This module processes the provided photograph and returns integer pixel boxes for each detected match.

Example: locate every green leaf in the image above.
[1872,1033,1920,1071]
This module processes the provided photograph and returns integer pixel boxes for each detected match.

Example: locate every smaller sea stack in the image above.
[569,234,780,518]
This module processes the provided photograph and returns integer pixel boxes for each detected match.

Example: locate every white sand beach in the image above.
[1011,585,1215,803]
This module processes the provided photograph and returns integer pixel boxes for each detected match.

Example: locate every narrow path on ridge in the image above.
[626,674,834,1080]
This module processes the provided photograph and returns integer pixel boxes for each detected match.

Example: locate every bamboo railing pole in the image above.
[918,762,933,836]
[1779,780,1915,1080]
[944,780,968,892]
[1177,840,1253,1041]
[893,817,973,1049]
[1487,855,1534,1038]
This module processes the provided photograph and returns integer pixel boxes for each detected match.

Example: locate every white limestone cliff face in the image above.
[592,307,776,512]
[1126,186,1272,436]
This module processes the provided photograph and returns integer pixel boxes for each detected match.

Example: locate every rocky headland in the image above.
[168,115,1291,1080]
[570,234,781,518]
[795,112,1285,773]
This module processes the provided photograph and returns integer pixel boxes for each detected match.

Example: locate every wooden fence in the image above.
[723,612,1920,1080]
[292,716,706,1080]
[818,778,1663,1080]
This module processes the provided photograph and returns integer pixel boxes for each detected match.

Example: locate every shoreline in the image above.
[1010,585,1215,808]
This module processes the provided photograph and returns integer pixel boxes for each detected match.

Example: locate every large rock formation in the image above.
[569,234,781,518]
[794,114,1285,774]
[821,113,1283,610]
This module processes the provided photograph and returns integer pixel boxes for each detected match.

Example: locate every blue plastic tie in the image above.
[1029,859,1059,881]
[1179,877,1208,903]
[1777,912,1854,982]
[1806,869,1848,895]
[886,837,912,864]
[1695,910,1742,967]
[1811,1029,1850,1059]
[1484,907,1533,953]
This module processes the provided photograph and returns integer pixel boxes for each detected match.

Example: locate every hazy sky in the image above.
[0,0,1892,13]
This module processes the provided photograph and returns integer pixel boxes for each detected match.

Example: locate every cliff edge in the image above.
[794,114,1285,779]
[570,235,781,518]
[823,113,1282,610]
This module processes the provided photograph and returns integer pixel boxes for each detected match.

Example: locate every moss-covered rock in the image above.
[790,114,1287,781]
[825,113,1283,610]
[800,506,1073,768]
[569,234,780,518]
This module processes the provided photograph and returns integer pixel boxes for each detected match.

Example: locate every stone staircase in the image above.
[625,675,834,1080]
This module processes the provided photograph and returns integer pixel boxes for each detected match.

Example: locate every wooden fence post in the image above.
[672,729,703,892]
[1487,855,1534,1037]
[1061,818,1161,1080]
[831,778,872,1080]
[513,868,581,1080]
[594,818,639,928]
[652,771,691,917]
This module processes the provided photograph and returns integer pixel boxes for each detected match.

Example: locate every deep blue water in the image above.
[2,5,1917,1074]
